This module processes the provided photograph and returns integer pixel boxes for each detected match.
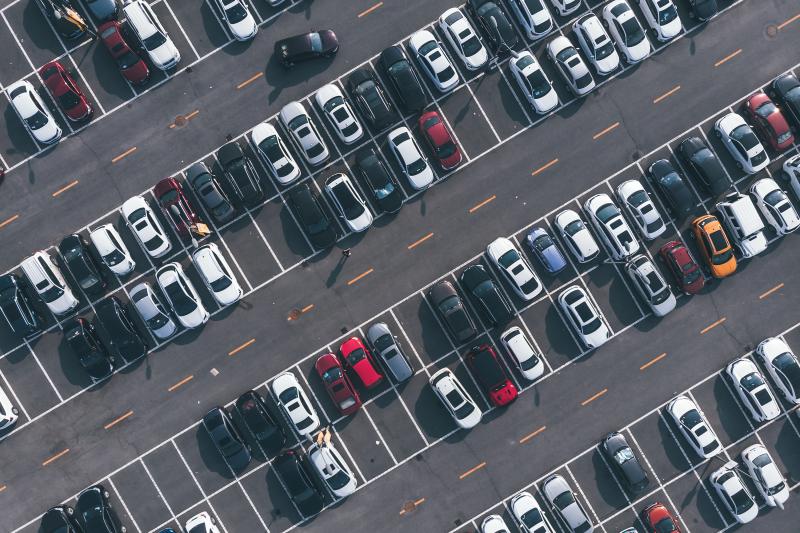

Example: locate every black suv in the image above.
[59,234,106,295]
[234,390,286,456]
[378,45,428,113]
[187,162,236,223]
[217,142,265,208]
[428,280,477,343]
[41,505,82,533]
[33,0,85,39]
[95,296,147,362]
[459,265,513,328]
[648,159,694,218]
[772,73,800,129]
[203,406,251,471]
[66,317,114,382]
[76,485,125,533]
[466,0,518,54]
[347,68,397,130]
[678,137,730,197]
[0,274,41,336]
[601,431,649,495]
[287,183,337,249]
[274,30,339,68]
[356,148,403,214]
[274,450,324,516]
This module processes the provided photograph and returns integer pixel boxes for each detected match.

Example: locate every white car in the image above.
[409,30,459,92]
[710,461,758,524]
[509,51,558,114]
[558,285,610,349]
[307,442,357,498]
[510,490,553,532]
[279,101,329,166]
[7,80,61,145]
[324,173,373,232]
[725,357,780,423]
[429,368,482,429]
[584,194,640,261]
[271,371,320,438]
[486,237,543,300]
[21,251,78,316]
[0,386,19,430]
[714,113,770,174]
[121,195,172,259]
[616,180,666,240]
[214,0,257,41]
[624,255,676,317]
[602,1,651,63]
[638,0,682,42]
[184,512,220,533]
[89,224,135,275]
[542,474,594,533]
[130,282,177,340]
[741,444,790,508]
[573,14,620,75]
[666,395,722,458]
[554,209,600,263]
[156,263,209,329]
[481,514,510,533]
[501,327,544,382]
[749,177,800,234]
[507,0,553,41]
[756,337,800,404]
[314,84,363,145]
[782,154,800,199]
[387,127,434,190]
[250,122,301,185]
[192,243,242,306]
[123,0,180,70]
[549,0,581,16]
[547,36,595,97]
[438,8,487,70]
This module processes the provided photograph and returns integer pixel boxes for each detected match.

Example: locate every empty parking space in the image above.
[0,20,31,87]
[173,426,235,496]
[152,1,200,64]
[167,0,230,58]
[436,84,498,158]
[3,1,66,71]
[518,297,581,369]
[0,345,59,418]
[663,470,727,532]
[142,442,206,514]
[362,388,427,461]
[629,412,691,482]
[249,196,313,268]
[110,460,173,532]
[690,375,754,447]
[333,407,395,482]
[467,68,529,141]
[241,465,302,530]
[209,482,268,533]
[218,216,283,286]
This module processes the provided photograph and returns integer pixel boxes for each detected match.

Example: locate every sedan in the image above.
[430,368,482,429]
[324,173,373,232]
[741,444,789,508]
[41,506,82,533]
[40,61,92,121]
[525,227,567,273]
[507,0,554,41]
[688,0,717,21]
[692,214,736,279]
[558,285,610,349]
[388,126,435,188]
[186,162,235,224]
[273,450,324,516]
[677,136,730,196]
[287,183,338,249]
[749,177,800,235]
[154,177,201,238]
[486,237,542,300]
[96,296,147,362]
[510,490,553,532]
[418,111,462,171]
[66,317,114,382]
[98,20,150,84]
[340,336,383,389]
[356,148,403,214]
[648,159,694,217]
[409,30,459,92]
[554,209,600,262]
[308,441,357,498]
[602,431,649,494]
[547,36,595,96]
[315,352,361,415]
[438,8,488,70]
[467,344,517,406]
[366,322,413,383]
[59,233,106,295]
[460,264,514,328]
[542,474,594,533]
[0,385,18,431]
[216,141,265,208]
[203,406,251,471]
[783,154,800,200]
[710,461,757,524]
[192,243,242,306]
[602,1,650,63]
[274,30,338,67]
[122,195,172,258]
[624,255,676,317]
[76,485,125,533]
[84,0,117,22]
[280,101,329,166]
[746,91,794,151]
[234,390,286,455]
[7,80,62,145]
[726,357,780,423]
[509,51,558,115]
[658,240,704,295]
[666,395,722,458]
[466,0,519,53]
[638,0,681,41]
[429,280,477,343]
[184,512,220,533]
[641,502,680,533]
[0,274,41,337]
[315,83,363,144]
[378,45,428,113]
[156,263,209,329]
[346,69,396,131]
[89,224,135,276]
[616,180,665,240]
[756,336,800,404]
[584,193,640,261]
[130,282,177,340]
[271,371,320,437]
[214,0,257,41]
[501,326,544,382]
[573,14,620,75]
[714,112,770,174]
[772,72,800,129]
[250,122,301,185]
[550,0,581,16]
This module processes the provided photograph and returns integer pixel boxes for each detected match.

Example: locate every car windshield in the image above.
[210,275,232,292]
[435,140,456,158]
[684,268,702,284]
[58,90,80,110]
[553,491,574,509]
[526,70,551,98]
[659,4,678,24]
[374,181,395,199]
[453,400,475,419]
[712,247,733,265]
[613,447,635,465]
[308,32,323,52]
[731,485,754,511]
[755,101,778,118]
[564,220,585,235]
[655,517,677,533]
[346,348,366,365]
[146,312,168,330]
[25,111,49,130]
[498,249,520,268]
[225,3,248,23]
[730,125,759,150]
[142,31,166,50]
[327,470,351,490]
[576,72,593,89]
[533,234,553,251]
[764,189,786,207]
[165,282,197,315]
[521,508,543,527]
[775,353,800,384]
[472,351,505,386]
[768,481,786,495]
[117,50,140,69]
[741,372,764,391]
[596,204,619,223]
[144,234,164,252]
[333,184,365,219]
[709,230,729,251]
[462,35,481,56]
[408,158,427,175]
[596,41,615,60]
[582,317,602,334]
[621,18,645,45]
[680,409,702,427]
[278,387,298,404]
[322,366,342,383]
[41,285,64,302]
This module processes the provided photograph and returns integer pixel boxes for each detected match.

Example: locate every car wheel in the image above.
[11,407,18,415]
[67,507,74,515]
[211,517,217,523]
[104,490,110,498]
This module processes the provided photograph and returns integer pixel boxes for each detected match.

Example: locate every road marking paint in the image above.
[581,388,608,406]
[714,48,742,68]
[237,72,263,89]
[168,375,194,392]
[531,158,559,177]
[104,410,134,430]
[347,268,374,286]
[778,13,800,30]
[228,338,256,356]
[592,122,620,140]
[459,461,486,480]
[0,214,19,229]
[640,352,667,371]
[653,85,681,104]
[700,317,726,334]
[408,232,434,250]
[42,448,70,466]
[469,195,496,213]
[399,498,426,515]
[358,1,383,17]
[519,425,546,444]
[52,179,79,197]
[185,110,199,120]
[0,485,6,493]
[759,283,784,299]
[111,147,137,163]
[301,304,314,313]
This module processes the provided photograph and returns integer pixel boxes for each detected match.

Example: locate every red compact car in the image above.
[98,21,150,85]
[466,344,517,407]
[39,61,92,121]
[659,240,705,295]
[745,91,794,152]
[642,502,681,533]
[154,177,201,237]
[315,353,361,415]
[418,111,462,171]
[339,337,383,389]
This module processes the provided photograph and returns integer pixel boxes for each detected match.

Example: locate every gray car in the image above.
[186,162,236,224]
[129,282,177,340]
[429,280,477,343]
[84,0,118,20]
[542,474,594,533]
[366,322,413,382]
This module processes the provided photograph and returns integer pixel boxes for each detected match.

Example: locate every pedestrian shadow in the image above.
[325,254,348,287]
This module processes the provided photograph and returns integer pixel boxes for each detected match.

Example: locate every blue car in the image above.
[525,228,567,274]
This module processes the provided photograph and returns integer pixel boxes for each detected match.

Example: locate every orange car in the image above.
[692,215,737,278]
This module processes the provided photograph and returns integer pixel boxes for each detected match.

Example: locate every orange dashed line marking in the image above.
[237,72,263,89]
[358,2,383,17]
[700,317,726,334]
[408,232,434,250]
[228,338,256,356]
[714,49,742,68]
[459,461,486,480]
[347,268,374,286]
[168,375,194,392]
[104,410,134,430]
[111,147,137,163]
[593,122,620,140]
[52,179,79,197]
[42,448,70,467]
[519,425,546,444]
[759,283,784,300]
[778,13,800,30]
[531,158,559,176]
[640,353,667,371]
[581,388,608,406]
[0,215,19,229]
[469,195,496,213]
[653,85,681,104]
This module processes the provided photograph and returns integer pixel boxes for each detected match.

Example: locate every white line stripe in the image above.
[106,477,142,533]
[0,367,29,421]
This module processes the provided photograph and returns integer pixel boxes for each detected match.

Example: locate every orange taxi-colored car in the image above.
[692,215,737,278]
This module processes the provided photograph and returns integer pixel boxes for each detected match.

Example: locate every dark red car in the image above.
[745,91,794,152]
[466,344,517,407]
[315,353,361,415]
[642,502,681,533]
[659,240,704,295]
[418,111,462,171]
[39,61,92,121]
[98,21,150,85]
[339,337,383,389]
[154,177,201,238]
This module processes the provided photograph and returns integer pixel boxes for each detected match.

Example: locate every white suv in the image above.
[429,368,481,429]
[584,194,640,261]
[7,80,61,145]
[123,0,180,70]
[280,101,329,166]
[558,285,610,349]
[21,251,78,315]
[715,193,768,258]
[573,14,620,75]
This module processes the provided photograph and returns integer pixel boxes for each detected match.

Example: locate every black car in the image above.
[460,265,513,328]
[601,431,649,495]
[287,183,337,249]
[66,318,114,382]
[772,73,800,130]
[428,280,477,343]
[274,30,339,68]
[378,45,428,113]
[59,234,106,295]
[347,68,397,130]
[273,450,324,516]
[0,274,41,336]
[33,0,85,39]
[648,159,694,217]
[234,390,286,456]
[688,0,718,21]
[217,141,264,208]
[203,406,251,471]
[678,137,730,197]
[95,296,147,362]
[466,0,519,54]
[76,485,125,533]
[187,162,236,223]
[356,148,403,214]
[41,505,83,533]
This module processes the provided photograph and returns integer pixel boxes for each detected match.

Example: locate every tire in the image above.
[67,507,74,515]
[11,407,18,415]
[104,490,110,498]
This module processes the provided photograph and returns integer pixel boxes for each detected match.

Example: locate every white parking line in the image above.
[23,340,64,403]
[564,464,608,533]
[160,0,202,61]
[106,477,143,533]
[0,367,29,421]
[169,438,231,533]
[139,458,179,524]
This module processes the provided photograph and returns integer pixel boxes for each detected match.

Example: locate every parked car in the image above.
[192,243,243,306]
[273,450,324,516]
[550,0,581,16]
[378,45,428,113]
[366,322,413,383]
[509,490,553,532]
[692,215,736,279]
[129,282,177,340]
[154,177,202,238]
[429,368,482,429]
[287,183,338,248]
[0,385,19,431]
[616,180,666,240]
[460,264,514,328]
[59,233,106,295]
[783,154,800,199]
[356,148,403,214]
[509,51,558,115]
[648,159,694,217]
[466,0,519,53]
[418,111,462,171]
[184,512,220,533]
[429,280,478,343]
[547,36,595,96]
[213,0,257,41]
[388,126,435,189]
[677,136,730,196]
[658,240,705,295]
[271,372,320,437]
[21,251,78,315]
[250,122,301,186]
[340,336,383,389]
[507,0,553,41]
[85,0,117,22]
[216,142,265,208]
[745,91,794,152]
[40,506,83,533]
[203,406,251,470]
[315,83,363,144]
[624,255,676,317]
[573,14,620,75]
[666,395,722,458]
[308,441,357,498]
[347,68,397,131]
[710,461,758,524]
[558,285,610,348]
[602,431,649,494]
[274,30,339,67]
[602,0,650,63]
[486,237,542,300]
[638,0,681,41]
[0,274,41,337]
[234,390,286,455]
[65,317,113,382]
[584,193,640,261]
[482,515,511,533]
[772,73,800,129]
[89,224,136,275]
[714,112,770,174]
[123,0,181,70]
[76,485,126,533]
[40,61,92,121]
[641,502,680,533]
[325,173,373,232]
[156,263,209,329]
[525,227,567,273]
[554,210,600,263]
[500,326,544,381]
[467,344,518,406]
[749,177,800,235]
[186,162,235,224]
[121,195,172,258]
[741,444,789,508]
[7,80,62,145]
[756,337,800,405]
[280,101,330,166]
[726,357,780,423]
[438,8,488,70]
[95,296,147,362]
[687,0,718,21]
[33,0,84,39]
[98,20,150,85]
[408,30,459,92]
[542,474,594,533]
[315,352,361,415]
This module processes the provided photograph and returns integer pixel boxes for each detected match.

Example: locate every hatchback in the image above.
[418,111,462,171]
[558,285,610,349]
[356,148,403,214]
[315,352,361,415]
[95,296,147,362]
[98,21,150,85]
[186,162,235,224]
[154,177,201,238]
[658,240,704,294]
[40,61,92,121]
[467,344,517,406]
[234,390,286,455]
[59,233,106,295]
[203,406,251,471]
[692,215,736,278]
[340,337,383,389]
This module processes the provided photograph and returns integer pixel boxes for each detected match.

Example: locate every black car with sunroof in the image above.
[274,30,339,68]
[217,141,264,208]
[460,265,513,328]
[287,183,338,249]
[0,274,41,337]
[678,137,730,197]
[356,148,403,214]
[466,0,519,54]
[203,406,252,471]
[602,431,650,495]
[95,296,147,362]
[378,45,428,113]
[76,485,125,533]
[234,390,286,456]
[59,234,106,295]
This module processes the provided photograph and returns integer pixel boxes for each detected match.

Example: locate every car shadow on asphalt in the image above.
[264,53,334,106]
[195,424,236,480]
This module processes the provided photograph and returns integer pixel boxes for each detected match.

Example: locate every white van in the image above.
[715,193,768,258]
[123,0,180,70]
[20,251,79,315]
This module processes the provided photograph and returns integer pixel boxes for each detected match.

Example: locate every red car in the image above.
[642,502,680,533]
[659,240,704,295]
[418,111,462,171]
[315,353,361,415]
[98,21,150,85]
[745,91,794,152]
[339,337,383,389]
[466,344,517,407]
[39,61,92,121]
[154,177,201,238]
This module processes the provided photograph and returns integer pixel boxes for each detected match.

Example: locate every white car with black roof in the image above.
[756,336,800,405]
[638,0,682,41]
[7,80,61,145]
[547,36,595,97]
[573,14,620,75]
[324,173,373,232]
[725,357,780,423]
[121,195,172,259]
[409,30,459,92]
[710,461,757,524]
[272,371,320,438]
[192,243,242,306]
[616,180,666,240]
[602,0,651,63]
[667,395,722,458]
[307,441,357,498]
[156,263,209,329]
[314,84,363,145]
[387,126,434,190]
[486,237,542,300]
[429,368,481,429]
[558,285,610,349]
[584,193,640,261]
[438,8,488,71]
[749,177,800,235]
[501,326,545,382]
[89,224,135,275]
[509,51,558,114]
[250,121,301,185]
[507,0,553,41]
[554,209,600,263]
[280,101,329,166]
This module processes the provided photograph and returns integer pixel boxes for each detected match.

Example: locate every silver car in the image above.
[366,322,413,382]
[129,282,177,339]
[542,474,594,533]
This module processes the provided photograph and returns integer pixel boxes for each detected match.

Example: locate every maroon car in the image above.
[98,20,150,85]
[39,61,92,121]
[154,177,201,238]
[466,344,517,407]
[659,240,704,295]
[418,111,462,171]
[745,91,794,152]
[315,353,361,416]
